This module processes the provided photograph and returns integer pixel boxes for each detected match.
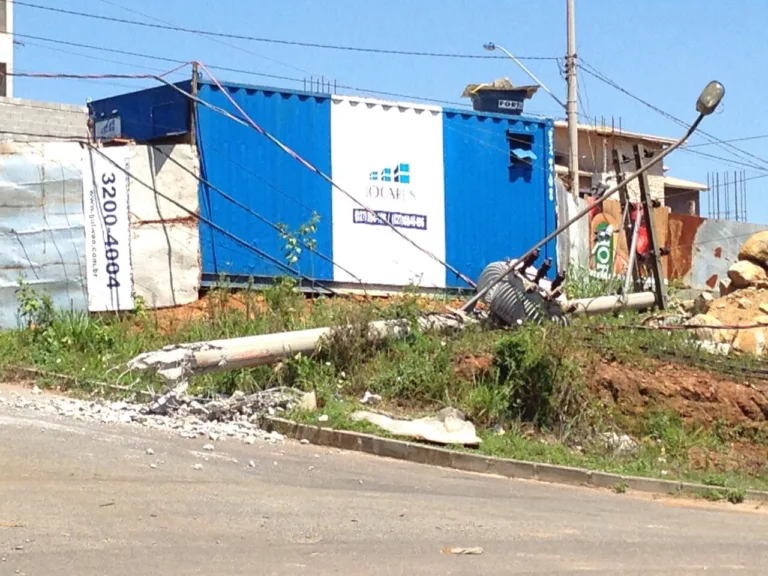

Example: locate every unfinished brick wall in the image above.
[0,96,87,141]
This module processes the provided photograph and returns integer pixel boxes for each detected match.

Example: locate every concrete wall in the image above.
[0,141,200,328]
[0,97,87,141]
[668,213,766,291]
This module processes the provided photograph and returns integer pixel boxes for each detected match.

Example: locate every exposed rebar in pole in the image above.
[566,0,579,195]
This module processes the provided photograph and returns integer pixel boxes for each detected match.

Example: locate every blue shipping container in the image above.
[89,80,557,290]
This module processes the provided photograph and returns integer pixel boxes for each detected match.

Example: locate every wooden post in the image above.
[632,144,666,310]
[612,149,641,292]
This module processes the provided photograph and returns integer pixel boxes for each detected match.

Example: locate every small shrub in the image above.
[16,278,55,331]
[726,488,746,505]
[613,482,629,494]
[493,326,586,435]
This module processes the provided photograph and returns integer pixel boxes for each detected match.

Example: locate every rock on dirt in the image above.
[728,260,768,289]
[693,292,714,315]
[699,286,768,355]
[685,314,734,344]
[738,230,768,267]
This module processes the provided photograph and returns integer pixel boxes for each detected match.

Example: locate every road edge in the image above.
[262,416,768,502]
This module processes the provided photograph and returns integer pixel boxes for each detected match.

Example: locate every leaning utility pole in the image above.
[566,0,579,195]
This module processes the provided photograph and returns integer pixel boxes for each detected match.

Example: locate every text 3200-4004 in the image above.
[99,171,122,289]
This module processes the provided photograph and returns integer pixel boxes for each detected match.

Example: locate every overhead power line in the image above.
[578,60,768,172]
[15,1,558,61]
[92,0,315,76]
[13,32,474,108]
[686,134,768,148]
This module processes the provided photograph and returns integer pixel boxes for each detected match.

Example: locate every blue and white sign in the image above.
[94,116,122,140]
[330,96,446,288]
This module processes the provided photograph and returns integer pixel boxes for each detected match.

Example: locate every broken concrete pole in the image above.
[564,292,656,315]
[727,260,768,289]
[738,230,768,267]
[128,314,467,384]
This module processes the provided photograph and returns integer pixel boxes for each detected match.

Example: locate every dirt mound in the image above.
[707,286,768,326]
[590,359,768,428]
[144,291,466,335]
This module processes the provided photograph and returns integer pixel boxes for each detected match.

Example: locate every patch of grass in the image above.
[4,277,768,495]
[563,266,624,300]
[613,482,629,494]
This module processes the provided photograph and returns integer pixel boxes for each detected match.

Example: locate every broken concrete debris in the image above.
[351,407,481,446]
[674,230,768,356]
[599,432,638,455]
[360,390,382,405]
[2,385,293,445]
[442,547,484,555]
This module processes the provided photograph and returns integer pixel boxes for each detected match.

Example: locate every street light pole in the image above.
[459,80,726,314]
[483,42,566,110]
[566,0,579,195]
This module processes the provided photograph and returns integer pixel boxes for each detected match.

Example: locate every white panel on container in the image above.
[83,146,135,311]
[330,96,446,288]
[129,143,201,309]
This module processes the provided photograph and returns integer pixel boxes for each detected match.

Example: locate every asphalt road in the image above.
[1,388,767,575]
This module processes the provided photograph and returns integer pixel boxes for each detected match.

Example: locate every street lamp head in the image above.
[696,81,725,116]
[483,42,496,52]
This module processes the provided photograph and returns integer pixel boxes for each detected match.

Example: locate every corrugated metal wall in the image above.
[442,111,556,286]
[0,142,87,328]
[195,83,334,283]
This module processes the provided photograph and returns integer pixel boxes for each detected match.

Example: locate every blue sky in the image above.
[14,0,768,223]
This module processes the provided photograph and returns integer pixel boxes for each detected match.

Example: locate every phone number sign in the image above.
[83,147,135,311]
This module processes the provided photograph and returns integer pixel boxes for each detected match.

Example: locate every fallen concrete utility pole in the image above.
[460,80,725,314]
[128,314,467,384]
[564,292,656,316]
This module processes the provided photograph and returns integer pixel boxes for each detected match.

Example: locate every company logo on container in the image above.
[369,163,410,184]
[356,162,426,230]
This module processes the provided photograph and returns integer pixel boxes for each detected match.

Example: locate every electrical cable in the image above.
[83,141,340,295]
[11,32,473,109]
[1,121,365,291]
[92,0,316,76]
[14,1,558,61]
[18,38,172,74]
[578,60,768,172]
[687,134,768,149]
[161,64,477,287]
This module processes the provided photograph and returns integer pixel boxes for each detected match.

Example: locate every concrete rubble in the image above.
[679,230,768,356]
[351,407,482,446]
[0,385,307,444]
